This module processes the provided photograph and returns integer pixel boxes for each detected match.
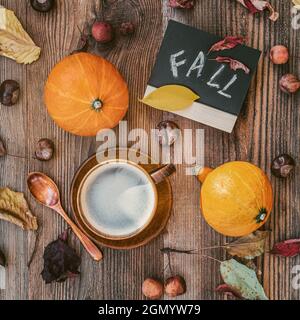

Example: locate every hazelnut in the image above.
[165,275,186,297]
[142,278,163,300]
[92,21,114,43]
[271,154,295,178]
[30,0,55,12]
[35,138,55,161]
[270,45,289,64]
[0,80,20,106]
[279,74,300,94]
[157,121,181,146]
[120,22,135,36]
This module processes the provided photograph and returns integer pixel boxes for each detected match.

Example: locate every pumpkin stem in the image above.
[194,166,213,183]
[256,208,268,223]
[92,98,103,111]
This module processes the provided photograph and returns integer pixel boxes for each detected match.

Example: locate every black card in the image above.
[146,20,261,132]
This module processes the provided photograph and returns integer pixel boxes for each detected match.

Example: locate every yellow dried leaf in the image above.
[293,0,300,6]
[0,188,38,230]
[0,6,41,64]
[141,85,200,111]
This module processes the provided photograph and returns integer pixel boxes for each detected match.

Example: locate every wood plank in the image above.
[0,0,299,300]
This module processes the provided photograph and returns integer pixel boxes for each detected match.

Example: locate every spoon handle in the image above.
[55,205,103,261]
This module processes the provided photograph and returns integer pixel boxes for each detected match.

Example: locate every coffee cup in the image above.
[77,160,175,240]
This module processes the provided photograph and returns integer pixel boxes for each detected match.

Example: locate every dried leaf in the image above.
[208,36,244,53]
[0,138,6,157]
[169,0,194,9]
[270,239,300,257]
[214,56,250,74]
[41,230,81,284]
[0,188,38,230]
[141,85,200,112]
[0,6,41,64]
[220,259,268,300]
[236,0,279,21]
[292,0,300,8]
[225,231,269,259]
[216,284,244,299]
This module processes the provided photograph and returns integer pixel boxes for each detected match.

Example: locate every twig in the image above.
[27,228,41,268]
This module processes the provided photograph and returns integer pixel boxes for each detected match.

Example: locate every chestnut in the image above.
[271,154,295,178]
[142,278,164,300]
[270,45,289,65]
[279,74,300,94]
[156,121,181,146]
[30,0,55,12]
[164,275,186,297]
[0,80,20,106]
[35,138,55,161]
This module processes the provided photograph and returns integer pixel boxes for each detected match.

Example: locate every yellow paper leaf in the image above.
[141,85,200,111]
[0,188,38,230]
[0,6,41,64]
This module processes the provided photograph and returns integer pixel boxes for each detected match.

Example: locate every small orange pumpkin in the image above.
[197,162,273,237]
[44,53,129,136]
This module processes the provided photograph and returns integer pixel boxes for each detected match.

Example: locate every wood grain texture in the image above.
[0,0,299,300]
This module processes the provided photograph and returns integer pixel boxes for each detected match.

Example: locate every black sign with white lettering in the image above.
[148,20,261,116]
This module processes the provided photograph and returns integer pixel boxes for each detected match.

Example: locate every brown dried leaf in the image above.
[225,231,269,259]
[0,138,6,157]
[215,56,250,74]
[0,188,38,230]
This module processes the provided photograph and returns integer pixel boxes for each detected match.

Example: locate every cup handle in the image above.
[150,164,176,185]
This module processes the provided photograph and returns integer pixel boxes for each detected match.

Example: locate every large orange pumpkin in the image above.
[198,162,273,237]
[44,53,129,136]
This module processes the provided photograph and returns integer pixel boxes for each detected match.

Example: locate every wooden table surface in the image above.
[0,0,299,300]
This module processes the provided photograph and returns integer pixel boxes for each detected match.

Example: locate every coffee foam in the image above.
[80,162,155,237]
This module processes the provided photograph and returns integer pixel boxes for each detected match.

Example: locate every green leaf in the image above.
[140,85,200,111]
[220,259,268,300]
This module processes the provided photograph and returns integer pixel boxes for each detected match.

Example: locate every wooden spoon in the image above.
[27,172,103,261]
